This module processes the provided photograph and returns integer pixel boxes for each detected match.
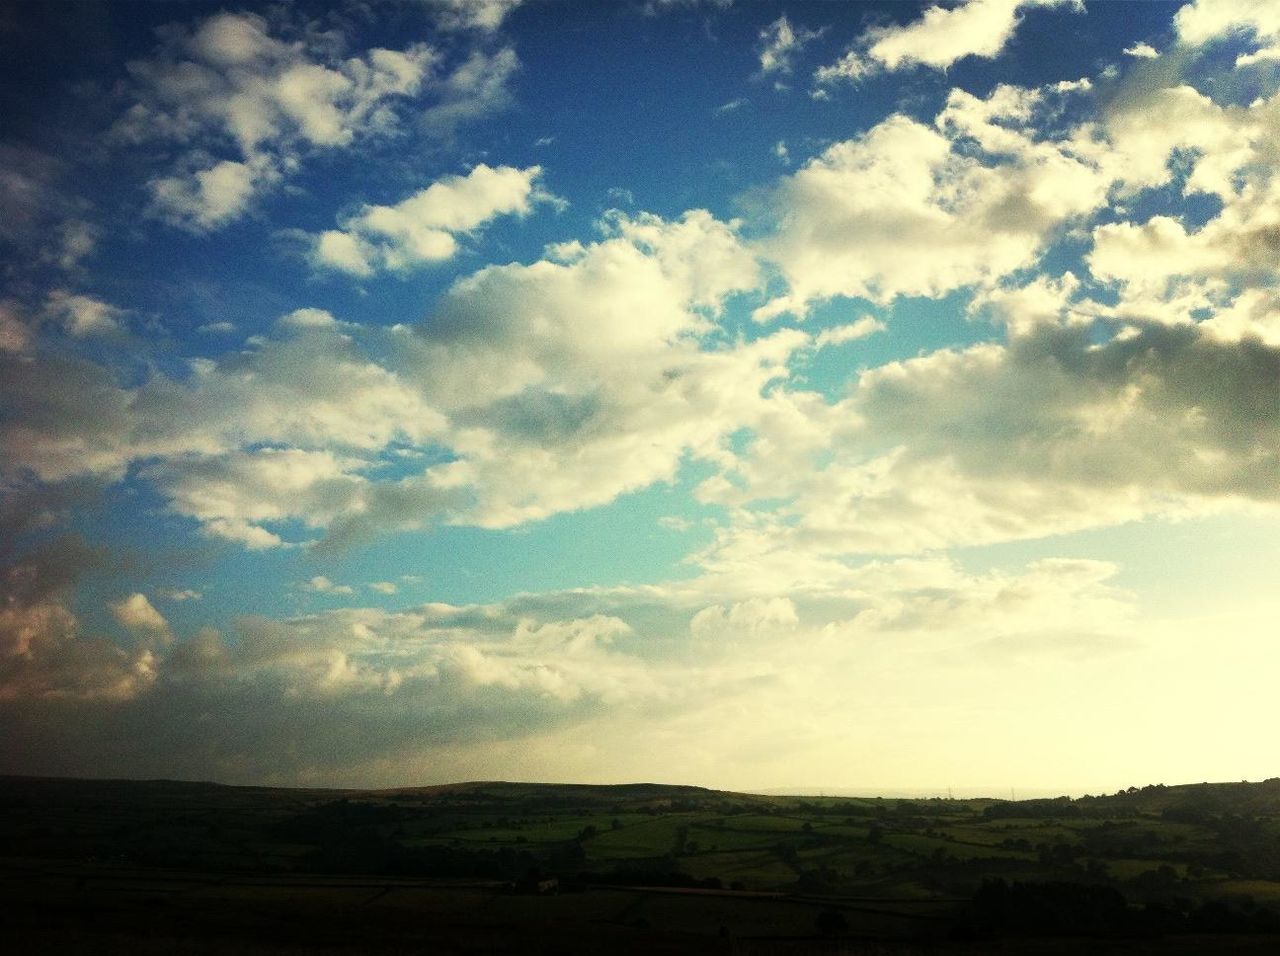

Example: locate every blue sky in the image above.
[2,0,1278,792]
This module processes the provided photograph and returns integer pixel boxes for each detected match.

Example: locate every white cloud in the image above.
[57,220,98,271]
[814,316,886,348]
[1095,82,1251,200]
[690,596,798,639]
[1082,82,1280,334]
[160,588,203,602]
[44,291,125,337]
[312,231,374,277]
[1123,42,1160,59]
[198,321,237,334]
[0,606,153,701]
[367,209,779,533]
[1197,289,1280,346]
[700,319,1280,563]
[0,309,451,545]
[8,30,1279,571]
[304,575,356,595]
[0,145,96,273]
[757,15,822,77]
[10,549,1240,789]
[310,165,552,275]
[149,448,370,550]
[277,307,343,330]
[0,301,31,354]
[1175,0,1280,56]
[2,208,788,549]
[109,593,172,641]
[758,82,1106,315]
[149,158,278,232]
[0,562,156,704]
[425,0,523,32]
[644,0,734,15]
[130,13,435,152]
[815,0,1079,86]
[812,50,870,87]
[312,215,786,543]
[421,48,519,138]
[370,581,399,595]
[1089,216,1228,293]
[118,11,438,230]
[1175,0,1280,67]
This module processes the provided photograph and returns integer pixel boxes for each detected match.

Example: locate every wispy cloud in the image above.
[303,575,356,595]
[757,15,823,77]
[424,0,524,33]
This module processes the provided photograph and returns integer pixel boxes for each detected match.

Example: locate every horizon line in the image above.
[3,772,1272,800]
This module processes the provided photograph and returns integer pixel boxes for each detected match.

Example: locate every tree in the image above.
[815,909,848,937]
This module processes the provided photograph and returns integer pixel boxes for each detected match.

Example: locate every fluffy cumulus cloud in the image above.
[116,10,516,230]
[815,0,1078,86]
[0,552,1170,784]
[767,48,1280,323]
[6,1,1277,564]
[43,291,125,338]
[310,164,552,275]
[0,308,448,545]
[756,81,1105,317]
[328,209,786,538]
[110,593,171,638]
[1,209,788,547]
[699,33,1280,561]
[149,449,374,550]
[3,0,1280,790]
[700,316,1280,565]
[4,310,438,472]
[1082,87,1280,339]
[690,596,798,639]
[0,539,157,704]
[11,542,1269,790]
[754,68,1277,549]
[0,580,680,777]
[1175,0,1280,63]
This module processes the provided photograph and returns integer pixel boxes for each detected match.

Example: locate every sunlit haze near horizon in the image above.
[1,0,1278,795]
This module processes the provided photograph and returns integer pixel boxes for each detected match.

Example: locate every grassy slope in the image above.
[3,775,1280,948]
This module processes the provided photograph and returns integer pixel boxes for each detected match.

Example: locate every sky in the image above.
[1,0,1277,795]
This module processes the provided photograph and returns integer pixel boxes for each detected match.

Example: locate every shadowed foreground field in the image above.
[4,776,1280,953]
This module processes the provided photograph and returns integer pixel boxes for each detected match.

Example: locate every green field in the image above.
[4,775,1280,951]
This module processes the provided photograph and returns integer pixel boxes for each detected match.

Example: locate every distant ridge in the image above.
[2,773,1276,802]
[382,780,723,798]
[0,774,734,804]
